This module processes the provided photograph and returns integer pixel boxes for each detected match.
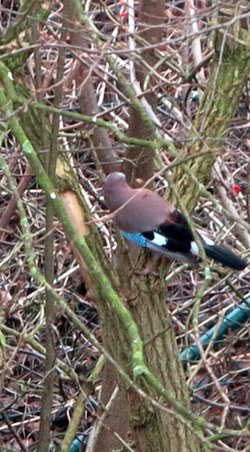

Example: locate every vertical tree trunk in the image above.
[124,0,166,182]
[116,251,200,451]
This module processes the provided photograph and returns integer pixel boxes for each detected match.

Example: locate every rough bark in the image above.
[64,3,120,175]
[114,248,200,451]
[91,362,130,452]
[124,0,166,182]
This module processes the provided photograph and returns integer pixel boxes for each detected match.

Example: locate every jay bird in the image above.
[103,172,247,270]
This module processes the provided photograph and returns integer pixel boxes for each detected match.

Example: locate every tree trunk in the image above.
[113,247,200,451]
[124,0,166,182]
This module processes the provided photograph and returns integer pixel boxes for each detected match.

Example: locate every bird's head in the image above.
[104,172,126,185]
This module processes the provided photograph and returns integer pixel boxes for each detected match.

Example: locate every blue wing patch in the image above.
[121,231,148,248]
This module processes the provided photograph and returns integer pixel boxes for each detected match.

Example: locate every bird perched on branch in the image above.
[103,172,247,270]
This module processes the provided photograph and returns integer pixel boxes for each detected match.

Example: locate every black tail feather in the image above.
[204,244,247,270]
[146,240,199,266]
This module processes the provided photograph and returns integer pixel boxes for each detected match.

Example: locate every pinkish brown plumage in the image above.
[103,172,175,232]
[103,172,247,270]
